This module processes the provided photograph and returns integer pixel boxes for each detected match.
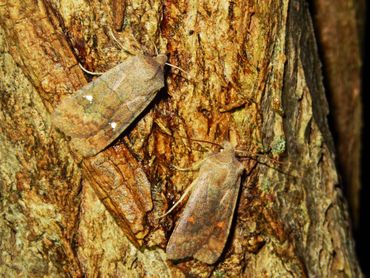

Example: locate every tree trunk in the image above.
[311,0,364,226]
[0,0,363,277]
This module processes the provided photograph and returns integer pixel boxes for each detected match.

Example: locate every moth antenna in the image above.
[189,138,223,148]
[153,43,159,56]
[165,62,189,77]
[175,135,223,149]
[236,151,297,178]
[147,40,160,56]
[158,180,196,218]
[171,164,198,171]
[78,63,104,76]
[235,149,285,165]
[176,136,295,177]
[108,28,136,56]
[142,40,190,79]
[170,157,205,172]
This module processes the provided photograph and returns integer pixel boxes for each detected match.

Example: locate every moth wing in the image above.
[166,169,242,264]
[52,56,165,157]
[53,61,130,133]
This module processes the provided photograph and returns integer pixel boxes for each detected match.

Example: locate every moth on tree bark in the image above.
[0,0,363,277]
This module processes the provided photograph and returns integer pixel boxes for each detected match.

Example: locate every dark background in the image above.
[357,6,369,277]
[309,1,369,275]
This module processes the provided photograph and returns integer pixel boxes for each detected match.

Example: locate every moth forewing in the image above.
[52,54,167,158]
[166,143,244,264]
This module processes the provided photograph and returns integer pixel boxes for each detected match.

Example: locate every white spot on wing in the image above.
[84,95,93,102]
[110,122,117,129]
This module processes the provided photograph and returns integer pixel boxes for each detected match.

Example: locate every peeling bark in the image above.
[0,0,362,277]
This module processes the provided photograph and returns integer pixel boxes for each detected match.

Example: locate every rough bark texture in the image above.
[312,0,364,226]
[0,0,362,277]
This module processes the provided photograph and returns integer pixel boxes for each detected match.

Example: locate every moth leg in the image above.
[78,63,104,76]
[171,157,206,172]
[165,62,189,77]
[158,177,198,218]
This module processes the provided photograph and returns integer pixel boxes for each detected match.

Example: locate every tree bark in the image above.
[0,0,362,277]
[311,0,364,226]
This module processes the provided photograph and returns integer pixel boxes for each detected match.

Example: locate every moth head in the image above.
[154,54,168,66]
[133,54,166,80]
[222,141,235,152]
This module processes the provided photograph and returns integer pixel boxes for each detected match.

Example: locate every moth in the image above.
[166,142,245,264]
[52,53,167,158]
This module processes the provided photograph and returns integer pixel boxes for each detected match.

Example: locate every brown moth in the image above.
[52,54,167,158]
[166,142,245,264]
